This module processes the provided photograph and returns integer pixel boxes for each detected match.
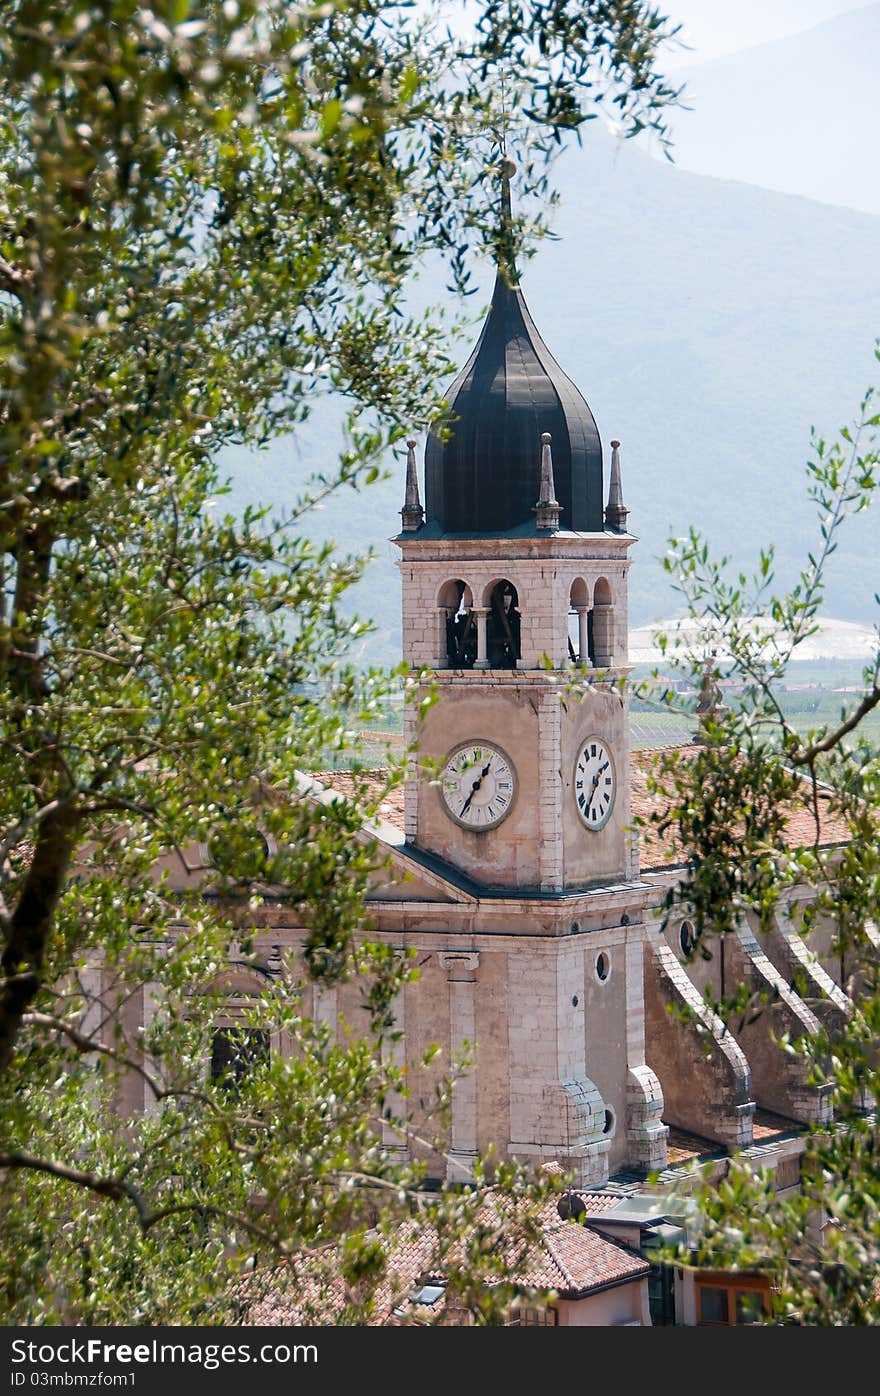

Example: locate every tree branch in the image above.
[0,809,78,1075]
[0,253,35,299]
[0,1150,149,1224]
[790,684,880,765]
[21,1010,168,1100]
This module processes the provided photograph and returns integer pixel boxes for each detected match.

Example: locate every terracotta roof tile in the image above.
[558,1191,622,1216]
[664,1125,723,1164]
[237,1193,648,1325]
[751,1108,802,1141]
[310,769,406,829]
[530,1215,648,1294]
[630,747,850,871]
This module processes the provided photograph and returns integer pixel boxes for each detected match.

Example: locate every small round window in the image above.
[679,920,696,958]
[595,952,610,983]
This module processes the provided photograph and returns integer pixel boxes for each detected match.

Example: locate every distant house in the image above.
[236,1192,652,1327]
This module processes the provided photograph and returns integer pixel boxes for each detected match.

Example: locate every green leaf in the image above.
[321,99,343,138]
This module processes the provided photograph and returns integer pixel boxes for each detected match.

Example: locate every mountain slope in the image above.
[661,4,880,214]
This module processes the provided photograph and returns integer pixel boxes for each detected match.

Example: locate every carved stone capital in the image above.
[438,951,480,981]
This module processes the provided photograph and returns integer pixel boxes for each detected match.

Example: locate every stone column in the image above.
[624,928,668,1171]
[575,605,589,664]
[142,977,163,1118]
[592,603,613,667]
[556,943,610,1187]
[403,697,419,842]
[438,951,480,1181]
[575,606,590,665]
[473,608,490,669]
[114,984,146,1119]
[508,952,557,1151]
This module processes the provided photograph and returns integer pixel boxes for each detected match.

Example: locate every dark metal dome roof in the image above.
[424,269,604,534]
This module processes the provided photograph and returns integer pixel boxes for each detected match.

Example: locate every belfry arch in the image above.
[592,576,614,667]
[438,578,475,669]
[483,579,521,670]
[568,577,593,666]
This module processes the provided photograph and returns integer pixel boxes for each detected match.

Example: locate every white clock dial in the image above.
[440,741,516,831]
[574,737,616,830]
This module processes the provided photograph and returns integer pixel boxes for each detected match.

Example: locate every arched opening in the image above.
[207,826,272,886]
[593,577,612,606]
[205,966,274,1096]
[592,576,614,667]
[568,577,593,666]
[438,579,475,669]
[484,579,521,669]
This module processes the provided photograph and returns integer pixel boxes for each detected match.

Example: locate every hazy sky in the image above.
[650,1,879,215]
[660,0,868,64]
[444,1,870,64]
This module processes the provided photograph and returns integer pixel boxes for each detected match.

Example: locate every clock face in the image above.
[574,737,616,830]
[440,741,516,831]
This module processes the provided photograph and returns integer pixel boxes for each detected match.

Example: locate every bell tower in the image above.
[388,164,667,1185]
[396,174,637,895]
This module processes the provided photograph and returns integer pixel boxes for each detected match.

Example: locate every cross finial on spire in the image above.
[534,431,561,530]
[605,439,629,532]
[495,130,518,287]
[400,437,424,531]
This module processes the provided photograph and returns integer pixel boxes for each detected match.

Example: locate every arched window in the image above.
[485,580,520,669]
[592,577,613,667]
[204,965,275,1096]
[438,579,475,669]
[568,577,593,666]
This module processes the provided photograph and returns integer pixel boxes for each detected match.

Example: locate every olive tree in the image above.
[637,369,880,1324]
[0,0,682,1323]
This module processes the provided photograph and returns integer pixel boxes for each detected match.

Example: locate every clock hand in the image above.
[460,783,480,816]
[584,765,605,815]
[460,759,493,816]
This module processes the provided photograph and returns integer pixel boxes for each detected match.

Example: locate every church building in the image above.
[138,174,854,1222]
[315,174,851,1196]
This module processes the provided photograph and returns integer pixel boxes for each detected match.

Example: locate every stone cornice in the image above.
[395,534,635,564]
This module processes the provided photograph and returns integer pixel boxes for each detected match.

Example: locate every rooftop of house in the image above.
[236,1191,649,1326]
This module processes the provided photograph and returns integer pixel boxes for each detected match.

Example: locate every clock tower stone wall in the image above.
[398,536,634,893]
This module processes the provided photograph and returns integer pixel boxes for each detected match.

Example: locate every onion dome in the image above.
[424,182,603,535]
